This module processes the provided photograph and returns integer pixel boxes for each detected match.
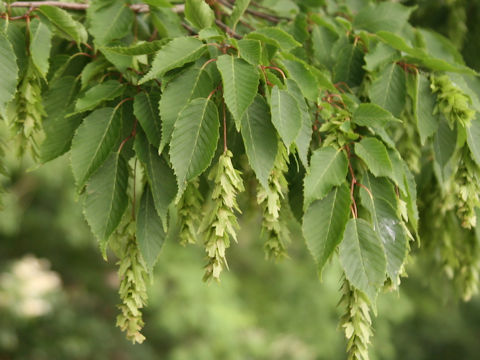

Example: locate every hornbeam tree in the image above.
[1,0,480,357]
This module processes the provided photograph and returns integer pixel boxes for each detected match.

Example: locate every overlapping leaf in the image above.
[71,107,122,189]
[170,98,219,198]
[137,186,166,272]
[38,5,88,44]
[84,152,128,256]
[369,62,406,117]
[355,137,393,179]
[339,218,387,303]
[140,37,205,84]
[134,92,162,148]
[303,147,348,208]
[303,184,351,277]
[270,85,302,148]
[216,55,259,130]
[159,65,213,153]
[241,95,277,189]
[0,32,18,118]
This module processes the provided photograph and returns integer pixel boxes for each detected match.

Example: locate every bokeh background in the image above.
[1,0,480,359]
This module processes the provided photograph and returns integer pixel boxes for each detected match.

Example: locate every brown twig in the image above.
[8,1,185,13]
[215,19,242,39]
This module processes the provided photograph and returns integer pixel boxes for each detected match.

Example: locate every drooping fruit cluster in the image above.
[200,150,244,281]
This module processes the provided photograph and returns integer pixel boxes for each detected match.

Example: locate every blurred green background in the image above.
[1,131,480,360]
[2,0,480,359]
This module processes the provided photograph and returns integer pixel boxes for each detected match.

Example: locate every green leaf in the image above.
[216,55,259,130]
[355,137,393,179]
[0,32,18,118]
[360,174,407,282]
[135,131,177,229]
[402,163,418,232]
[364,41,400,72]
[237,39,261,65]
[74,80,124,113]
[241,95,277,189]
[230,0,251,30]
[29,19,53,78]
[408,73,439,144]
[311,24,338,70]
[353,103,397,128]
[137,186,166,272]
[80,58,110,89]
[134,92,161,148]
[71,107,122,189]
[185,0,215,29]
[246,27,301,52]
[467,114,480,166]
[270,85,302,148]
[84,152,128,256]
[433,118,457,170]
[333,44,365,88]
[369,62,406,117]
[170,98,219,198]
[101,40,169,56]
[339,218,387,303]
[40,77,82,163]
[286,79,312,167]
[159,65,213,153]
[37,5,88,44]
[354,2,414,34]
[279,56,319,101]
[303,184,351,277]
[303,146,348,209]
[375,31,423,58]
[87,0,134,46]
[140,37,205,84]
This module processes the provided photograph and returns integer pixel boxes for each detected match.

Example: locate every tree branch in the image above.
[7,1,184,13]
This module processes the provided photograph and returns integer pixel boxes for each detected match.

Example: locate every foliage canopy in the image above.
[1,0,480,358]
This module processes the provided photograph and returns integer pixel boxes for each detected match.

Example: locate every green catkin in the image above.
[339,278,373,360]
[178,178,203,246]
[200,150,244,281]
[116,230,149,344]
[257,142,290,259]
[6,63,45,159]
[430,74,475,128]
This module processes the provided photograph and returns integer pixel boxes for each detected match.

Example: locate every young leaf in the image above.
[270,86,302,148]
[37,5,88,44]
[139,37,205,84]
[369,62,406,117]
[303,146,348,209]
[136,186,166,272]
[159,65,213,153]
[216,55,259,130]
[353,103,397,128]
[29,19,53,78]
[333,44,365,88]
[134,92,162,148]
[75,80,124,113]
[40,77,82,163]
[185,0,215,29]
[355,137,394,179]
[0,32,18,118]
[71,107,122,189]
[87,0,134,46]
[241,95,277,189]
[135,131,177,229]
[84,152,128,256]
[339,218,387,303]
[303,184,351,277]
[170,98,219,199]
